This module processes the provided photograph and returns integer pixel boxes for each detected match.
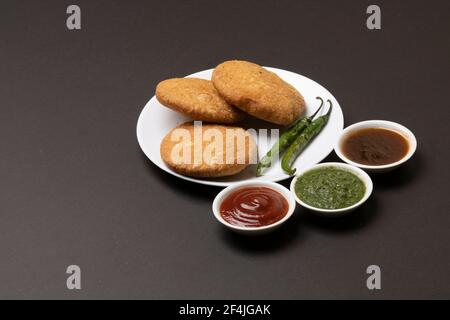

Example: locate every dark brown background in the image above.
[1,0,449,299]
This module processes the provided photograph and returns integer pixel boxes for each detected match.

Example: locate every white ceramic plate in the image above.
[137,67,344,187]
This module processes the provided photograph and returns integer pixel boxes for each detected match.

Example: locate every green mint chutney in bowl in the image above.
[296,168,365,209]
[290,162,373,216]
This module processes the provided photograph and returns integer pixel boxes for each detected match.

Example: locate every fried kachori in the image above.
[211,60,305,125]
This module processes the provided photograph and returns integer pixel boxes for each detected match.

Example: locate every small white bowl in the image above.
[212,181,296,235]
[290,162,373,217]
[334,120,417,173]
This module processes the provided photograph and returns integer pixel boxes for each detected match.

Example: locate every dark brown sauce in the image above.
[342,128,409,166]
[220,187,288,228]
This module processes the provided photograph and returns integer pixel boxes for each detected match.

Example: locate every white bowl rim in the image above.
[334,120,417,170]
[212,181,296,232]
[290,162,373,214]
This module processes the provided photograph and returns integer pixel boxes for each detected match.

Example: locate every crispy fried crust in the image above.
[156,78,244,124]
[212,60,305,126]
[160,122,256,178]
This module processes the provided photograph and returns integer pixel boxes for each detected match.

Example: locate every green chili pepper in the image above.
[256,98,324,176]
[281,99,333,175]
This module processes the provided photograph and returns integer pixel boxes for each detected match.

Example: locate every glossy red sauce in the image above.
[220,187,289,228]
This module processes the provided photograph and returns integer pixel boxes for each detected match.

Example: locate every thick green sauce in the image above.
[295,167,366,209]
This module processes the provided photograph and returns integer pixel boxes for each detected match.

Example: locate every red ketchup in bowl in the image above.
[220,187,289,228]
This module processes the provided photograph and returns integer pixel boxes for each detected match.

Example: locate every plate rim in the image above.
[137,67,344,187]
